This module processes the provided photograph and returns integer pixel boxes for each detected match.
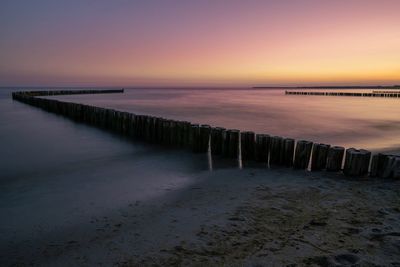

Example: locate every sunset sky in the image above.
[1,0,400,87]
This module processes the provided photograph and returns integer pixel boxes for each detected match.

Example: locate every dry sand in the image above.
[3,167,400,266]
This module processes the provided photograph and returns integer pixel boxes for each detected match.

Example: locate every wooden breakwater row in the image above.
[372,90,400,94]
[14,89,124,97]
[285,91,400,98]
[12,90,400,179]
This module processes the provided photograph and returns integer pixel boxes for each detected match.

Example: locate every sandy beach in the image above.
[3,165,399,266]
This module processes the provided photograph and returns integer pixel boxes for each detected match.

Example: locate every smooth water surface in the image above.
[52,88,400,153]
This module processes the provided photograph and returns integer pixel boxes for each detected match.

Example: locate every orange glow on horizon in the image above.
[1,1,400,87]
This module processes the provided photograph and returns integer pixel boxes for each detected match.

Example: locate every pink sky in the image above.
[1,0,399,87]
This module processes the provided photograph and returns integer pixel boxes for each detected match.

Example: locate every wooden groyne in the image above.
[285,91,400,98]
[12,89,400,179]
[372,91,400,94]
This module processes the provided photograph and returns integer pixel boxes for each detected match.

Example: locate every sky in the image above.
[1,0,400,87]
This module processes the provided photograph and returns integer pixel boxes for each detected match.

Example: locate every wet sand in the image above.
[125,169,400,266]
[4,167,399,266]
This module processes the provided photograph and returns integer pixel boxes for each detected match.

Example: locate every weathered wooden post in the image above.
[255,134,270,164]
[222,130,229,157]
[153,117,159,143]
[143,115,150,142]
[168,120,177,146]
[389,155,400,178]
[117,110,124,133]
[343,148,371,176]
[122,112,130,136]
[211,127,226,155]
[104,109,112,130]
[155,118,164,144]
[152,117,159,143]
[143,115,150,141]
[241,131,256,161]
[311,143,331,171]
[190,124,200,152]
[147,116,154,141]
[175,121,184,147]
[127,113,135,138]
[162,119,171,145]
[100,108,108,129]
[224,129,240,159]
[283,138,295,167]
[110,109,117,132]
[138,115,145,139]
[182,121,191,148]
[116,111,124,133]
[326,146,345,172]
[269,136,283,166]
[370,153,386,177]
[174,120,182,147]
[140,115,147,139]
[132,114,139,138]
[199,125,211,153]
[378,154,400,178]
[293,140,313,169]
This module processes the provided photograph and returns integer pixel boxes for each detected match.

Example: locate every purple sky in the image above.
[1,0,400,87]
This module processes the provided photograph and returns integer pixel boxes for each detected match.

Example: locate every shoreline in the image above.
[3,167,399,266]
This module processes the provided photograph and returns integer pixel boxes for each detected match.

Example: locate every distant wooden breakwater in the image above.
[12,89,400,179]
[285,91,400,98]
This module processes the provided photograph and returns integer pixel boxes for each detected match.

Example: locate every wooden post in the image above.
[269,136,283,166]
[224,129,240,159]
[211,127,225,155]
[153,117,162,144]
[139,115,146,139]
[326,146,345,172]
[293,140,313,169]
[343,148,371,177]
[169,120,177,146]
[147,116,154,142]
[370,153,386,177]
[311,143,331,171]
[190,124,200,152]
[143,115,150,142]
[199,125,211,153]
[133,114,140,138]
[255,134,270,163]
[390,156,400,178]
[222,129,230,157]
[379,154,400,178]
[110,109,117,132]
[282,138,295,167]
[162,119,171,146]
[182,121,191,148]
[241,131,256,161]
[104,109,112,131]
[128,113,135,138]
[115,111,123,133]
[175,121,184,147]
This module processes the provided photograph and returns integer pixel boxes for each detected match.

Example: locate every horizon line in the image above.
[1,84,400,89]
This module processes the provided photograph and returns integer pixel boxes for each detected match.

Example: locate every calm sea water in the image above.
[0,87,399,264]
[51,88,400,152]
